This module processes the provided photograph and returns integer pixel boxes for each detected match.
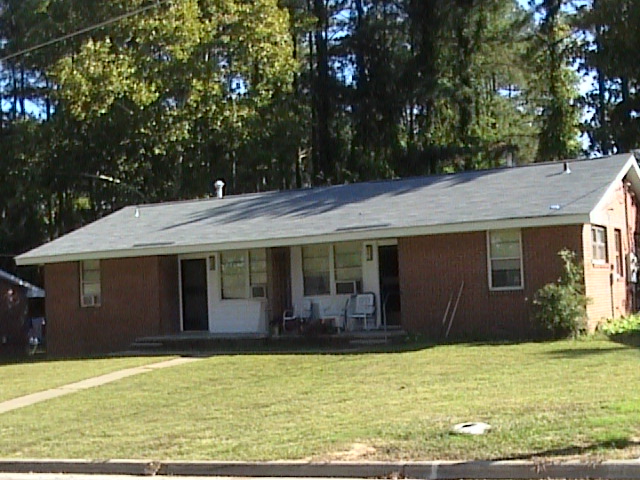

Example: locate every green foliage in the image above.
[526,1,581,162]
[0,0,623,256]
[577,0,640,154]
[533,249,589,338]
[600,314,640,336]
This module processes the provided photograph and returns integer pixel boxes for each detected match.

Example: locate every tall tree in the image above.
[579,0,640,154]
[527,0,581,161]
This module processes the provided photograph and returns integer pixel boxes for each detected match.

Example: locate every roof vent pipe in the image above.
[214,179,225,199]
[563,162,571,174]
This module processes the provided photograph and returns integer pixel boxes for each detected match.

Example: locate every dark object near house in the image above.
[0,269,45,355]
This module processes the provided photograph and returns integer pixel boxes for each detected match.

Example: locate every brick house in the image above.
[16,153,640,356]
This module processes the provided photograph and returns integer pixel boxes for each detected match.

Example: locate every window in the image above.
[221,251,246,299]
[615,229,623,276]
[303,242,364,296]
[591,226,608,263]
[302,244,330,295]
[249,249,267,298]
[334,242,362,294]
[80,260,101,307]
[488,230,523,290]
[220,249,267,299]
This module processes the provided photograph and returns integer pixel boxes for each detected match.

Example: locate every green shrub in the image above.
[600,315,640,336]
[533,249,590,338]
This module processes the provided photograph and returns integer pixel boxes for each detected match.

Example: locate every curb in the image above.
[1,459,640,478]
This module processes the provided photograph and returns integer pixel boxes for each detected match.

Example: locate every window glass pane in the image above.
[221,251,245,273]
[491,268,522,288]
[615,229,623,275]
[82,270,100,284]
[334,242,362,284]
[336,267,361,282]
[83,282,101,296]
[83,259,100,271]
[490,230,520,258]
[249,249,267,286]
[591,226,607,261]
[492,258,522,288]
[303,245,330,295]
[221,251,247,299]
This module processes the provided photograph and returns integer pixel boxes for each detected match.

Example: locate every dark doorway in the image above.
[269,247,291,325]
[379,245,401,326]
[181,259,209,331]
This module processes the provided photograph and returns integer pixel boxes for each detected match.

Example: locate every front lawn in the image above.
[0,356,172,403]
[0,339,638,461]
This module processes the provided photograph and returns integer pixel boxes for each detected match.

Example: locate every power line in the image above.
[0,0,170,63]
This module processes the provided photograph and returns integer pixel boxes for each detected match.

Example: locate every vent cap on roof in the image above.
[214,179,225,199]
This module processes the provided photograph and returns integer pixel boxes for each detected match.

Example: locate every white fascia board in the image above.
[16,213,588,266]
[590,153,638,223]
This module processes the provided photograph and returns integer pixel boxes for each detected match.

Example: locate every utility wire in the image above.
[0,0,169,63]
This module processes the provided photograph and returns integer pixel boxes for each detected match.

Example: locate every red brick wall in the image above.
[44,256,180,356]
[583,180,639,328]
[398,225,583,339]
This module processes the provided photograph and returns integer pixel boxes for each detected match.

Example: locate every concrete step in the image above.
[129,341,164,349]
[349,338,388,346]
[128,329,408,354]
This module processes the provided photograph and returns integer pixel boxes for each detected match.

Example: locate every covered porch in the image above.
[178,240,401,336]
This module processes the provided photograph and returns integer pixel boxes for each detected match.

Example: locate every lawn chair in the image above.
[345,292,376,331]
[282,299,312,333]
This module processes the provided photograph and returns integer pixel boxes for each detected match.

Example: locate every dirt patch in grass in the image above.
[318,443,378,461]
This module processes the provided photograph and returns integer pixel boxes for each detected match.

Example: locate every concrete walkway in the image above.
[0,357,201,414]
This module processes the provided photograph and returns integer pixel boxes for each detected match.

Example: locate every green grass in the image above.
[0,339,638,461]
[0,356,172,403]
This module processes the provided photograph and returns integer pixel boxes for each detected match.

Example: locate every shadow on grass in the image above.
[545,345,631,358]
[0,340,439,364]
[606,332,640,349]
[492,438,640,461]
[0,353,159,366]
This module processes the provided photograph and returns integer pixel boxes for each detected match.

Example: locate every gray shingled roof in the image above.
[16,153,639,265]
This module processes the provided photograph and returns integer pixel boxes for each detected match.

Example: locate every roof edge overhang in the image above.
[16,213,589,266]
[589,153,640,224]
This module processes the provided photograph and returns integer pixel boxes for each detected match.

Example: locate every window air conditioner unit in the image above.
[251,284,267,299]
[82,294,100,306]
[336,280,358,295]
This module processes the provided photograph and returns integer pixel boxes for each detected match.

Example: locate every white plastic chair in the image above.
[282,300,312,333]
[346,292,376,330]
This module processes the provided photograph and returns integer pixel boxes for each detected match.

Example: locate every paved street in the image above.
[0,476,365,480]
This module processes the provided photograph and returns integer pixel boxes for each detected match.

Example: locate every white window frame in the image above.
[487,229,524,291]
[591,225,608,264]
[80,259,101,307]
[614,228,623,277]
[220,249,267,300]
